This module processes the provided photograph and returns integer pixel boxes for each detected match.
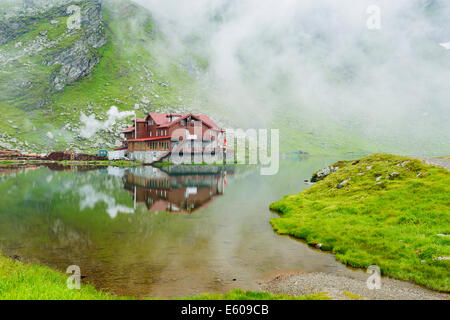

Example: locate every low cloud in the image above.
[440,42,450,50]
[132,0,450,154]
[79,184,134,219]
[79,106,135,139]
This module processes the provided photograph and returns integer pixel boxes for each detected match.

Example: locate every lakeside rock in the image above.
[1,0,106,92]
[311,165,339,183]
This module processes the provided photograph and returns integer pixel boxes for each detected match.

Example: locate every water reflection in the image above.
[123,167,230,214]
[0,158,358,298]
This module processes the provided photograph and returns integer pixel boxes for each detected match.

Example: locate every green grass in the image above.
[0,254,118,300]
[270,153,450,292]
[0,160,138,167]
[0,254,326,300]
[342,291,364,300]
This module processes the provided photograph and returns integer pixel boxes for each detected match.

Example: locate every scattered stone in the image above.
[401,161,410,167]
[376,176,382,182]
[434,257,450,261]
[315,243,323,249]
[437,234,450,237]
[388,172,400,179]
[11,254,21,261]
[337,179,350,189]
[262,272,448,300]
[311,166,339,182]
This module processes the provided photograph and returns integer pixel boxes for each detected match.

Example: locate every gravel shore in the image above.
[424,157,450,171]
[262,272,449,300]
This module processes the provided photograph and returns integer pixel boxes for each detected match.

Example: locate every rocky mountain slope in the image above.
[0,0,447,156]
[0,0,210,153]
[1,0,105,96]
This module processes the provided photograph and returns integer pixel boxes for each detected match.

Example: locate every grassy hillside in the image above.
[0,0,210,153]
[0,0,374,156]
[270,154,449,291]
[2,1,445,156]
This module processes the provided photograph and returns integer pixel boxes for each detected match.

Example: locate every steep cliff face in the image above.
[0,0,205,154]
[42,0,107,91]
[0,0,106,104]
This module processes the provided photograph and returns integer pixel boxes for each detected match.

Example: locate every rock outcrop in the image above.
[0,0,106,93]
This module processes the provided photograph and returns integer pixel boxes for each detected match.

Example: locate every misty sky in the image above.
[131,0,449,154]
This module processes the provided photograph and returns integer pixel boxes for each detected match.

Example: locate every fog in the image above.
[80,106,135,138]
[133,0,450,155]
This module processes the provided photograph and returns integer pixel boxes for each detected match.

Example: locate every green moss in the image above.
[270,153,450,292]
[342,291,364,300]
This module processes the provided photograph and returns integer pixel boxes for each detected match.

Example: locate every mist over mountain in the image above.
[0,0,448,156]
[134,0,450,156]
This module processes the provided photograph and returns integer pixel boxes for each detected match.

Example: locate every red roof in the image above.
[156,113,222,131]
[195,114,221,131]
[157,114,190,128]
[148,113,168,125]
[122,126,135,133]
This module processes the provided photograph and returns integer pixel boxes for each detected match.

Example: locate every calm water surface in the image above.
[0,156,358,298]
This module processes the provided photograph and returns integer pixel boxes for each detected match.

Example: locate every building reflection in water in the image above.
[123,166,231,213]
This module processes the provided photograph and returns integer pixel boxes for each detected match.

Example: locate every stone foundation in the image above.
[128,150,168,164]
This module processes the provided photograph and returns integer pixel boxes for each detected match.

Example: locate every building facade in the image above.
[121,113,226,164]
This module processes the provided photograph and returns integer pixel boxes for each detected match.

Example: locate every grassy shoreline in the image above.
[0,254,326,300]
[270,153,450,292]
[0,159,139,167]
